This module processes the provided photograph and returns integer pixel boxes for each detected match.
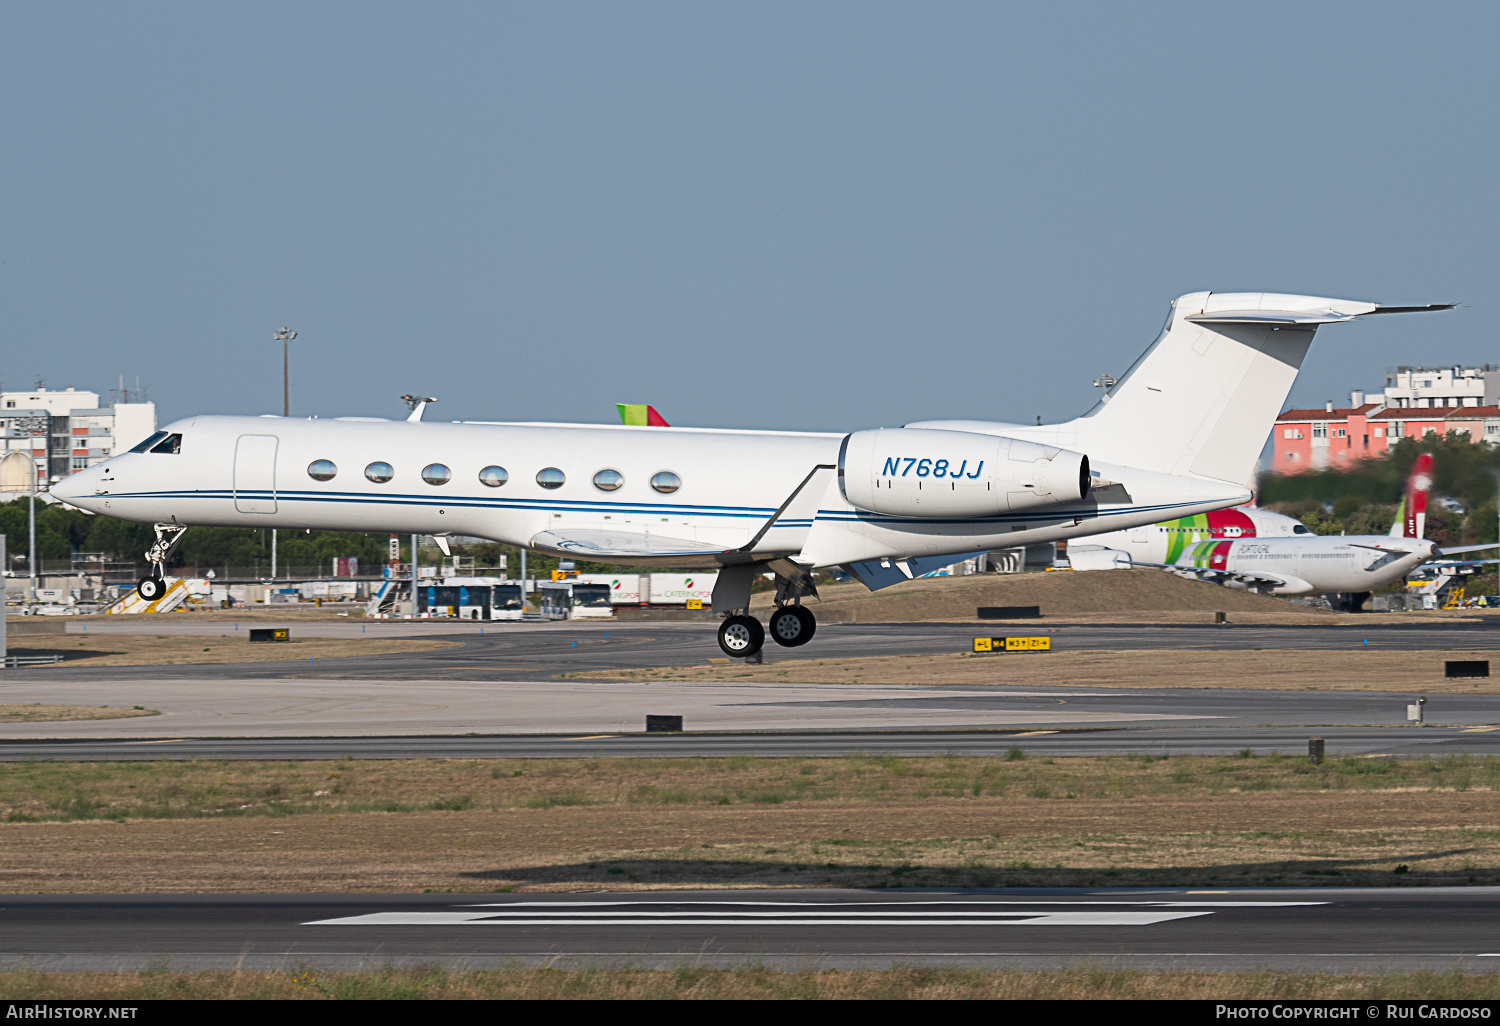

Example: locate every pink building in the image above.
[1273,403,1500,473]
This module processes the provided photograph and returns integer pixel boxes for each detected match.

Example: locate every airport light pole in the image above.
[272,327,296,586]
[27,456,37,603]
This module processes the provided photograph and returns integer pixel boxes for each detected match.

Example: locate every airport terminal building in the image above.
[0,386,156,487]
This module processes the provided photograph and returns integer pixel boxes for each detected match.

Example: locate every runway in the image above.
[3,673,1500,741]
[3,724,1498,761]
[19,618,1500,684]
[3,617,1499,754]
[5,888,1498,971]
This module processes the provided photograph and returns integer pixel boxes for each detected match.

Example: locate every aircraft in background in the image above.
[1071,453,1497,611]
[53,291,1451,656]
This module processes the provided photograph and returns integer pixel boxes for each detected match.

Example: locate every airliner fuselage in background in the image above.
[52,291,1452,657]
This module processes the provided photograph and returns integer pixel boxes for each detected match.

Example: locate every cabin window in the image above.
[536,467,565,489]
[478,466,509,487]
[421,463,451,485]
[593,469,624,491]
[129,431,169,453]
[307,459,337,482]
[149,433,182,454]
[650,471,682,494]
[365,462,394,483]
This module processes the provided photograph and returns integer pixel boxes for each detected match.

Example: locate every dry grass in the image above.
[5,755,1500,892]
[8,634,458,667]
[0,704,158,723]
[755,569,1493,625]
[7,753,1500,823]
[4,966,1500,999]
[591,647,1500,692]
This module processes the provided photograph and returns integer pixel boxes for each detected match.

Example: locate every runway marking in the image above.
[1012,731,1058,736]
[565,735,621,741]
[306,899,1322,929]
[122,739,190,745]
[1462,727,1500,733]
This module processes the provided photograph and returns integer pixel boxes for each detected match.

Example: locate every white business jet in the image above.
[52,291,1450,658]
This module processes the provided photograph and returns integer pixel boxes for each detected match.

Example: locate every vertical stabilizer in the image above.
[1392,452,1433,539]
[1053,294,1451,485]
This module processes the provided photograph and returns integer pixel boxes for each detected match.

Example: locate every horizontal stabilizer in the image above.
[1439,542,1500,556]
[1186,301,1454,327]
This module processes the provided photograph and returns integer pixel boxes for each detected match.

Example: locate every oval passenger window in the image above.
[307,459,337,482]
[650,471,681,494]
[536,467,565,490]
[421,463,451,485]
[478,466,509,488]
[364,462,394,483]
[592,469,624,491]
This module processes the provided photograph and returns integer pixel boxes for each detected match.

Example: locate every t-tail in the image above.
[1390,452,1433,539]
[909,293,1453,491]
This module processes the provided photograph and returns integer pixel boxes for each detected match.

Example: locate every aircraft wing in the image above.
[1439,543,1500,556]
[1132,559,1293,590]
[531,463,838,564]
[529,529,726,559]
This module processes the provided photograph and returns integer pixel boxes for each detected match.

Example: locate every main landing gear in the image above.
[714,606,818,659]
[135,521,188,601]
[712,560,821,659]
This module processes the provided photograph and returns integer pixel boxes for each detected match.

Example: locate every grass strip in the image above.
[5,752,1499,823]
[581,647,1500,692]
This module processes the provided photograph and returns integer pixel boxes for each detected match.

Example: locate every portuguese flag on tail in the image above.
[616,404,671,426]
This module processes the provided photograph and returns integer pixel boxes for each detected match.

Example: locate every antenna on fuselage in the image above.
[401,395,437,423]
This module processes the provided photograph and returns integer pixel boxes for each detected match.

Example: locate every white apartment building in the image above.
[0,386,156,487]
[1373,365,1500,410]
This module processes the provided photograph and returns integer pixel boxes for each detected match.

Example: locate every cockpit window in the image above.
[149,433,182,454]
[130,431,169,453]
[1293,524,1311,534]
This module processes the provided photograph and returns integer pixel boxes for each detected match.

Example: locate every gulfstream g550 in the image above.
[52,291,1451,657]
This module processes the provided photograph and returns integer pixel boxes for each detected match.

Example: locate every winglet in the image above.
[616,404,670,426]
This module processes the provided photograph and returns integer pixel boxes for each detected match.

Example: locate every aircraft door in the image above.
[233,435,279,514]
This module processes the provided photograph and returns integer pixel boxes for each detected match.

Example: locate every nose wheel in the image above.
[717,615,765,658]
[136,576,167,601]
[768,605,816,647]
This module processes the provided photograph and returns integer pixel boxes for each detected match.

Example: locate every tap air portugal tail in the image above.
[1390,453,1434,540]
[616,404,670,426]
[915,294,1453,489]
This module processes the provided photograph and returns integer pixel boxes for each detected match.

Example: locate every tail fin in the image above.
[1391,452,1433,538]
[616,403,670,426]
[1055,293,1452,484]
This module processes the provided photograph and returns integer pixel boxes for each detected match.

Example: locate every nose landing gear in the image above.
[135,521,188,601]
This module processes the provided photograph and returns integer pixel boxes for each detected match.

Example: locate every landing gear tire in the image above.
[136,577,166,601]
[717,615,765,658]
[768,605,816,647]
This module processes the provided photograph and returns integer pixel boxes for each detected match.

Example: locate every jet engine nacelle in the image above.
[839,428,1090,518]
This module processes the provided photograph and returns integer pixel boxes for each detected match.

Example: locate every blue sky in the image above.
[2,2,1496,434]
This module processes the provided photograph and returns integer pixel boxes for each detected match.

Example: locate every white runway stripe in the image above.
[306,909,1215,927]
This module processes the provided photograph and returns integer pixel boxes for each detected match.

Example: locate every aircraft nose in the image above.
[50,465,101,507]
